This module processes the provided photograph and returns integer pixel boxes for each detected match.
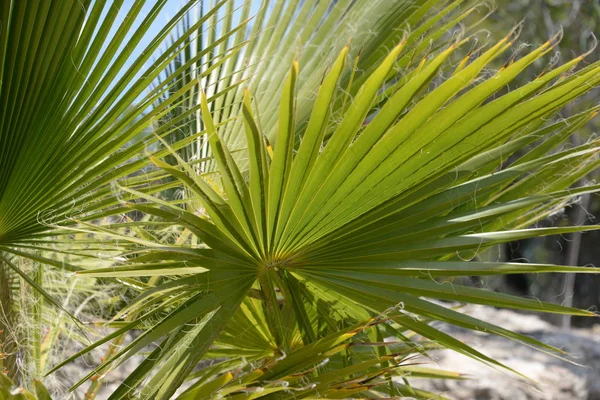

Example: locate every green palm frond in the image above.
[61,26,600,398]
[3,1,600,399]
[0,0,241,260]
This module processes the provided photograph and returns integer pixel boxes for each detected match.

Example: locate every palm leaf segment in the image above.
[68,25,600,399]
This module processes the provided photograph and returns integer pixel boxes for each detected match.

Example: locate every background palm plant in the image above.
[2,0,600,399]
[0,249,118,396]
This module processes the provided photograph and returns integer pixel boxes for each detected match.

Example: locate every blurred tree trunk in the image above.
[561,193,591,329]
[561,130,591,329]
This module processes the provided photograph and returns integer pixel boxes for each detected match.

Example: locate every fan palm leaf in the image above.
[3,0,600,399]
[61,28,600,398]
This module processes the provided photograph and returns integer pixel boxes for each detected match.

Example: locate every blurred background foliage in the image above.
[468,0,600,327]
